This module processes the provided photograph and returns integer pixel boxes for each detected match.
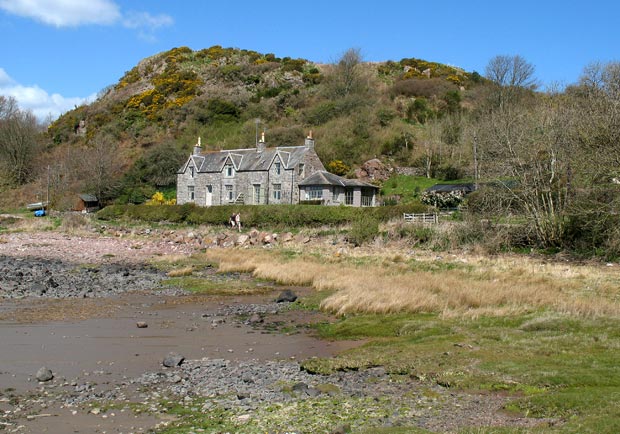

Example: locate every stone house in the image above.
[299,171,379,207]
[176,133,326,206]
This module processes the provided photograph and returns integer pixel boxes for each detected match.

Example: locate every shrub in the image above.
[420,191,464,209]
[326,160,350,176]
[390,78,455,99]
[347,214,380,246]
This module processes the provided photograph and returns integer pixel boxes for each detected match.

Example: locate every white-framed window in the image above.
[345,189,354,205]
[189,166,194,178]
[306,186,323,200]
[272,184,281,200]
[225,185,234,201]
[253,184,262,204]
[188,186,195,201]
[274,161,281,175]
[298,163,305,176]
[224,164,234,177]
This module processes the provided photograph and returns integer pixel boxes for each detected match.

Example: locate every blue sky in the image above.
[0,0,618,122]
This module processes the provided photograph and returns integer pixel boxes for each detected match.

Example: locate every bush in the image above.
[96,203,429,228]
[347,214,379,246]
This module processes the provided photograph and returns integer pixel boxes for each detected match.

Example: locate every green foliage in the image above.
[97,203,426,227]
[303,312,620,431]
[406,98,434,124]
[347,213,380,246]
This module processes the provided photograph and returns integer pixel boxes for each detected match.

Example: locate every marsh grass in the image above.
[161,276,273,295]
[203,249,620,318]
[200,247,620,431]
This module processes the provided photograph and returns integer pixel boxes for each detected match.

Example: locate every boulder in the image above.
[276,289,298,303]
[162,352,185,368]
[236,234,250,246]
[36,366,54,382]
[248,313,263,324]
[281,232,294,242]
[355,158,391,182]
[136,321,148,328]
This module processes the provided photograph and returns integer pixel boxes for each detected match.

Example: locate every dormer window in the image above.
[224,164,234,177]
[189,166,194,178]
[274,162,281,175]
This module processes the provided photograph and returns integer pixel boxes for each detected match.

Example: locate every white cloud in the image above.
[0,0,173,38]
[0,68,94,123]
[123,11,173,30]
[0,0,121,27]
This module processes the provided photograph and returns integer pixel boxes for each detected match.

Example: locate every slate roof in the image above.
[78,193,98,202]
[426,183,476,194]
[179,145,312,174]
[299,171,379,189]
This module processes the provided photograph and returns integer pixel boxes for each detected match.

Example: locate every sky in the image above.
[0,0,618,122]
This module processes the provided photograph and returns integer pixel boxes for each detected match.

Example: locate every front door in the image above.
[205,185,212,206]
[253,184,261,204]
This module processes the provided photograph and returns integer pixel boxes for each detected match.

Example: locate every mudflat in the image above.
[0,228,550,433]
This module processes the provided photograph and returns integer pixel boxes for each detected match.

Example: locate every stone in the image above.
[236,234,249,246]
[136,321,148,328]
[276,289,297,303]
[281,232,294,242]
[36,367,54,382]
[163,352,185,368]
[331,423,352,434]
[248,313,263,324]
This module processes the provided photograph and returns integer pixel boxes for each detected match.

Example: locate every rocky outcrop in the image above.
[355,159,391,182]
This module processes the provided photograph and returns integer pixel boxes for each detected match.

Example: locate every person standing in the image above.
[234,212,241,232]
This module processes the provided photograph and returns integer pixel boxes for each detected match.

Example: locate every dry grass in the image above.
[204,248,620,318]
[166,266,194,277]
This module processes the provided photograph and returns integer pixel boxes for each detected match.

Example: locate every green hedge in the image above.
[96,203,428,227]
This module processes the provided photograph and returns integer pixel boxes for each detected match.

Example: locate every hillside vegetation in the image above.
[1,46,620,257]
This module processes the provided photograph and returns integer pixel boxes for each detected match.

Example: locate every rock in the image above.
[276,289,297,303]
[355,158,390,182]
[36,367,54,382]
[291,382,309,393]
[163,352,185,368]
[248,313,263,324]
[281,232,293,242]
[136,321,148,328]
[236,234,249,246]
[331,423,352,434]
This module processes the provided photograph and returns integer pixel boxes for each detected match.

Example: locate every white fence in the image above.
[403,213,439,224]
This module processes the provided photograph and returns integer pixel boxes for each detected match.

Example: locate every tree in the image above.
[80,135,123,203]
[0,96,42,185]
[325,48,367,98]
[485,55,538,109]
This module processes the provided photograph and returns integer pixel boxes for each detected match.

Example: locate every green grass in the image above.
[161,276,274,295]
[381,175,473,200]
[301,312,620,432]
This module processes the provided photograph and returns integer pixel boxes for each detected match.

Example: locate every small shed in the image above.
[75,194,99,213]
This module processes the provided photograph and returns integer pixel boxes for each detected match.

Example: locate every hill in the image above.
[24,45,484,208]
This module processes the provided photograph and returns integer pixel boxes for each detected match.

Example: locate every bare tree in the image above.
[0,96,42,185]
[79,135,123,203]
[325,48,367,98]
[485,55,538,109]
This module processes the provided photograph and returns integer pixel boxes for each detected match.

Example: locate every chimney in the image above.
[193,136,202,156]
[257,130,266,153]
[304,130,315,149]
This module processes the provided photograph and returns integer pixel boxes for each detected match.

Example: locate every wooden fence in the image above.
[403,213,439,224]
